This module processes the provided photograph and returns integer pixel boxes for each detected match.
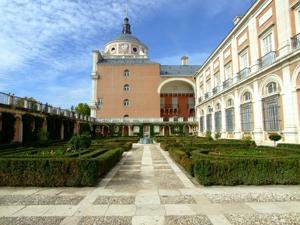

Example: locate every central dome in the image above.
[103,17,148,58]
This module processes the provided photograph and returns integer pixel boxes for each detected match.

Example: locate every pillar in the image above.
[281,66,298,143]
[13,114,23,143]
[252,81,264,144]
[74,121,80,135]
[60,121,64,140]
[234,90,242,139]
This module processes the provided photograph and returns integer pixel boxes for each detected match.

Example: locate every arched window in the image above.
[123,99,129,107]
[124,84,130,92]
[124,115,129,118]
[241,92,253,131]
[124,69,130,77]
[266,82,277,94]
[206,106,212,132]
[226,98,234,108]
[215,103,222,132]
[243,92,251,102]
[225,98,234,132]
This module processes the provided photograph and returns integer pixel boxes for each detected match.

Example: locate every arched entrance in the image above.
[103,126,109,137]
[164,126,170,136]
[183,125,189,136]
[123,125,129,136]
[158,79,195,121]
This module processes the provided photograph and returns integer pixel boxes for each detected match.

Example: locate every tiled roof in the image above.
[160,65,201,76]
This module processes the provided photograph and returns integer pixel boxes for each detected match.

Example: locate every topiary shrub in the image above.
[214,132,221,140]
[205,131,213,141]
[34,129,49,147]
[68,134,91,152]
[269,133,282,147]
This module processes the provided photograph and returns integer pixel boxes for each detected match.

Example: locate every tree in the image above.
[75,103,90,116]
[269,133,282,147]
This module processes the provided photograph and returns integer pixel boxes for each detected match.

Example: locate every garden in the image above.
[156,136,300,186]
[0,135,138,187]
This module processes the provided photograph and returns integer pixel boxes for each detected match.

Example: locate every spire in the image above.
[122,1,131,34]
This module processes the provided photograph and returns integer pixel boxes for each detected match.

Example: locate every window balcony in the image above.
[212,86,221,95]
[204,92,211,99]
[198,97,203,104]
[223,78,233,89]
[258,51,276,69]
[291,33,300,50]
[237,67,251,81]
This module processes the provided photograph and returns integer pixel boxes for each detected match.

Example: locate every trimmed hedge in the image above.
[0,147,123,187]
[193,152,300,186]
[169,149,194,176]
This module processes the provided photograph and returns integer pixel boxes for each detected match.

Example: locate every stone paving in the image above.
[1,144,300,225]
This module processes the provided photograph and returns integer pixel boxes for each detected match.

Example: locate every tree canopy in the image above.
[74,103,90,116]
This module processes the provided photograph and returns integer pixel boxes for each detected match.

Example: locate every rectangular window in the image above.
[239,50,248,70]
[188,97,194,109]
[263,96,280,131]
[241,103,253,131]
[160,98,165,109]
[172,97,178,109]
[296,8,300,34]
[214,73,220,87]
[214,111,222,132]
[200,116,204,132]
[206,114,212,132]
[206,79,211,92]
[262,32,273,56]
[200,84,203,96]
[225,63,232,80]
[225,108,235,132]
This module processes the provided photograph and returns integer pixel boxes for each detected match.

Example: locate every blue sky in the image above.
[0,0,253,109]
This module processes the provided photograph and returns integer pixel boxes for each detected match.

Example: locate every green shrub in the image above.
[169,148,194,176]
[193,152,300,186]
[34,129,49,147]
[277,143,300,150]
[205,131,213,141]
[269,133,282,146]
[0,147,124,187]
[214,132,221,140]
[68,134,91,151]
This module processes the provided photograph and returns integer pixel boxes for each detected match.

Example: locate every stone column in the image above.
[234,90,242,139]
[60,121,64,140]
[74,121,80,135]
[281,66,298,143]
[252,81,264,144]
[13,114,23,143]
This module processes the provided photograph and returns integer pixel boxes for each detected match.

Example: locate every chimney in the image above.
[181,56,189,65]
[233,16,242,25]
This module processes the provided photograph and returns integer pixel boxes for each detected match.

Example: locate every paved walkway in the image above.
[1,144,300,225]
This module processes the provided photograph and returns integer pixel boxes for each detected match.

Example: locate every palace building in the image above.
[195,0,300,144]
[89,17,200,136]
[90,0,300,143]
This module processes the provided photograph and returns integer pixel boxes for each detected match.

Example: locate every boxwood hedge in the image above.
[0,147,123,187]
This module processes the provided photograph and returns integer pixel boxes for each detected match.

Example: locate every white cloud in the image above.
[0,0,171,108]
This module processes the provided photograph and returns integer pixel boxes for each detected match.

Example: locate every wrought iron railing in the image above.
[212,86,221,95]
[291,33,300,50]
[223,78,233,89]
[204,92,211,99]
[237,67,251,81]
[258,51,276,69]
